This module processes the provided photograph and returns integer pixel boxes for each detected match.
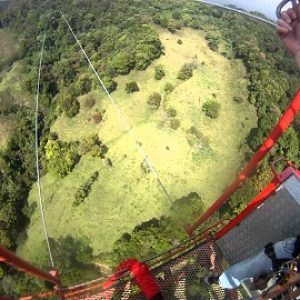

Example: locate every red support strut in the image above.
[104,259,162,300]
[185,88,300,237]
[0,246,63,298]
[214,177,281,240]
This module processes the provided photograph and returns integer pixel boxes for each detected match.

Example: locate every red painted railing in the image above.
[1,86,300,299]
[185,88,300,237]
[0,246,63,299]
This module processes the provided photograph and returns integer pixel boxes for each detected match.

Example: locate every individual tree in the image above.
[82,95,96,109]
[125,81,139,93]
[154,65,165,80]
[170,118,180,130]
[78,74,92,94]
[208,39,219,51]
[164,82,175,93]
[102,75,117,93]
[147,92,162,110]
[78,135,108,158]
[91,112,102,124]
[177,63,195,80]
[60,94,80,118]
[233,96,244,103]
[45,139,79,178]
[202,101,221,119]
[74,171,99,206]
[167,108,177,118]
[205,34,220,51]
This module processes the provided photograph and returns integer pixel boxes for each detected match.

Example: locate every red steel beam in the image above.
[0,246,60,286]
[185,88,300,237]
[214,177,281,240]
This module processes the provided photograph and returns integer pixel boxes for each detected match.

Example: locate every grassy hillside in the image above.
[1,0,299,295]
[17,28,257,264]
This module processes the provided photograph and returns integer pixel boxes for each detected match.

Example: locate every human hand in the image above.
[210,252,217,271]
[277,3,300,67]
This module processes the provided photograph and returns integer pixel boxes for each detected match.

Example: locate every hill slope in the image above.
[18,27,257,263]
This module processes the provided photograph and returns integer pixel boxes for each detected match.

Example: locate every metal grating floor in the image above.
[80,241,244,300]
[217,174,300,265]
[78,174,300,300]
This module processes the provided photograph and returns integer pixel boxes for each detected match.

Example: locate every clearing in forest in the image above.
[18,28,257,263]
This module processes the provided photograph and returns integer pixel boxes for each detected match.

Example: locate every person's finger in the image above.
[296,2,300,21]
[287,8,297,21]
[277,19,293,31]
[277,25,290,35]
[282,11,291,23]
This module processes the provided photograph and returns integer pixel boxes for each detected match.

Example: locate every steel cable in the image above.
[60,11,172,205]
[34,31,55,268]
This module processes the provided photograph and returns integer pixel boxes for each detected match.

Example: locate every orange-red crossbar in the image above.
[186,88,300,237]
[0,246,60,287]
[214,177,281,240]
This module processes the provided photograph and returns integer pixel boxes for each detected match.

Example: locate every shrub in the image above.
[102,76,117,93]
[208,40,219,51]
[60,94,80,118]
[205,34,220,51]
[164,82,175,93]
[73,171,99,206]
[45,140,80,178]
[177,63,195,81]
[91,112,102,124]
[141,161,150,173]
[233,96,244,103]
[170,118,180,130]
[167,108,177,118]
[148,92,162,110]
[154,65,165,80]
[78,74,92,94]
[125,81,139,93]
[78,135,108,158]
[82,95,96,109]
[202,101,221,119]
[177,39,183,45]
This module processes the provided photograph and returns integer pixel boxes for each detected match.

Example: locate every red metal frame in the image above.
[0,246,61,287]
[20,219,228,299]
[214,177,281,240]
[214,164,300,240]
[1,91,300,298]
[185,88,300,237]
[0,246,64,299]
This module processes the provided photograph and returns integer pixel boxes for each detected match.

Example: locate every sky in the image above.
[207,0,282,20]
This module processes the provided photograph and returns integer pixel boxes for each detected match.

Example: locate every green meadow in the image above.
[17,28,257,264]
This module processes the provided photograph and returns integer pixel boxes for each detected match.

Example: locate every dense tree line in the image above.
[110,192,204,265]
